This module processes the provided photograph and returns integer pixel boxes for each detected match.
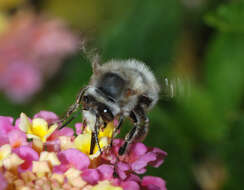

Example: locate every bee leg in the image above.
[90,132,96,155]
[90,116,102,154]
[118,112,138,156]
[57,87,87,128]
[59,111,81,129]
[110,116,124,147]
[118,107,149,156]
[134,111,149,142]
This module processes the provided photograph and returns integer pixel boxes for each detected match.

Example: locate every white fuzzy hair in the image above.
[89,59,160,115]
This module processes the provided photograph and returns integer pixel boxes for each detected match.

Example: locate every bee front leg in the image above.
[58,87,87,128]
[118,107,149,156]
[90,115,102,155]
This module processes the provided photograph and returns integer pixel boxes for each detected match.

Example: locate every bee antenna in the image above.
[80,40,100,64]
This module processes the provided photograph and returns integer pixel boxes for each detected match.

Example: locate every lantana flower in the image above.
[19,112,58,142]
[0,111,167,190]
[0,12,79,103]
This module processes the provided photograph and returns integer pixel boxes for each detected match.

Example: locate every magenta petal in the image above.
[148,148,167,168]
[112,139,124,155]
[58,148,90,171]
[0,116,14,135]
[142,176,167,190]
[97,164,114,180]
[130,142,148,159]
[8,129,27,148]
[49,127,74,140]
[82,169,100,185]
[34,110,59,125]
[53,164,69,174]
[121,181,140,190]
[14,118,21,128]
[58,127,74,137]
[0,135,9,146]
[45,140,60,152]
[75,123,83,135]
[13,146,39,172]
[0,172,7,190]
[131,152,156,174]
[126,174,141,183]
[113,119,119,127]
[117,162,130,180]
[0,116,13,124]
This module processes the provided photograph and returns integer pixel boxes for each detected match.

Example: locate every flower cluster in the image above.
[0,12,79,103]
[0,111,167,190]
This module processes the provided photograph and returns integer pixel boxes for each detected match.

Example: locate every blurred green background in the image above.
[1,0,244,189]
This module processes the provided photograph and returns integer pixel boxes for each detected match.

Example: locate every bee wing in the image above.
[159,77,191,100]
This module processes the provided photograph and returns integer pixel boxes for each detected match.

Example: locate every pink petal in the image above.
[53,164,69,174]
[117,162,130,180]
[34,111,59,125]
[0,172,7,190]
[129,142,148,161]
[148,148,167,168]
[112,139,124,155]
[8,129,27,148]
[97,164,114,180]
[0,116,13,124]
[75,123,83,135]
[82,169,100,185]
[58,127,74,136]
[131,152,156,174]
[101,139,123,164]
[0,116,14,135]
[45,140,60,152]
[121,181,140,190]
[48,127,74,140]
[142,176,167,190]
[0,135,9,146]
[58,148,90,171]
[13,146,39,172]
[113,119,119,127]
[126,174,141,183]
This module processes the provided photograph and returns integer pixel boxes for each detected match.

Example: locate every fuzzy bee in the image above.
[60,59,160,155]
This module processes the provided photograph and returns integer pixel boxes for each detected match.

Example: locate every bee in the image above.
[60,58,160,155]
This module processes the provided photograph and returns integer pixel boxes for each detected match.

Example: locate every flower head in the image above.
[0,12,78,103]
[0,111,167,190]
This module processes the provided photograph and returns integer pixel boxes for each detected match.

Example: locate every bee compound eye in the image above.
[83,95,89,103]
[98,104,113,122]
[83,95,95,104]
